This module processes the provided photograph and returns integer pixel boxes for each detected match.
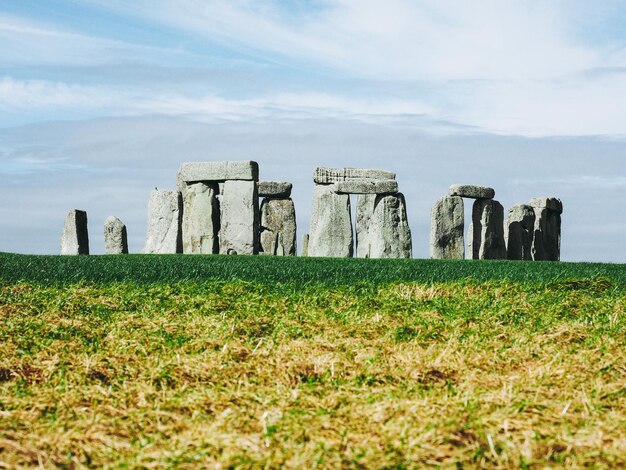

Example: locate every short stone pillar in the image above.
[182,182,220,254]
[429,195,464,259]
[506,205,535,260]
[144,189,182,254]
[308,184,353,257]
[472,199,506,259]
[104,216,128,254]
[529,197,562,261]
[60,209,89,255]
[258,181,296,256]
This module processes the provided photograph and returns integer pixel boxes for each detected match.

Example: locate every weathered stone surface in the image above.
[333,179,398,195]
[177,161,259,190]
[301,234,309,257]
[219,180,259,255]
[449,184,495,200]
[104,216,128,254]
[259,198,296,256]
[144,190,182,254]
[314,167,396,184]
[466,222,473,259]
[61,209,89,255]
[471,199,506,259]
[258,181,292,198]
[182,182,220,254]
[430,196,464,259]
[308,184,353,257]
[356,193,412,259]
[529,197,563,214]
[531,202,562,261]
[506,205,535,260]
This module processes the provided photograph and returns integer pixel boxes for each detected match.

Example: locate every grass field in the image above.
[1,253,626,467]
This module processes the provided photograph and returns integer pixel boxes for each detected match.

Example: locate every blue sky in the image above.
[1,0,625,261]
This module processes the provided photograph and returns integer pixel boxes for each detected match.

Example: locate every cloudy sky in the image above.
[1,0,625,262]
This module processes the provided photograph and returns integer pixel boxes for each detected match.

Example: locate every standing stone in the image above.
[471,199,506,259]
[60,209,89,255]
[182,182,220,254]
[308,184,353,257]
[529,198,562,261]
[466,222,474,259]
[259,198,296,256]
[219,180,259,255]
[506,205,535,260]
[301,234,309,257]
[356,193,412,259]
[429,196,464,259]
[144,189,182,254]
[104,216,128,254]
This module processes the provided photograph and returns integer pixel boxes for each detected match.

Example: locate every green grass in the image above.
[1,251,625,286]
[1,254,626,467]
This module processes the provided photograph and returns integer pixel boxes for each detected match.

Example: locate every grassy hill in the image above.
[1,253,625,467]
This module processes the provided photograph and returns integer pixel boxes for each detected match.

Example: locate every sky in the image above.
[1,0,625,262]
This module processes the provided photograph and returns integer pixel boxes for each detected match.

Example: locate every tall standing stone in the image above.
[144,189,182,254]
[429,196,464,259]
[356,193,412,259]
[219,180,259,255]
[529,197,562,261]
[104,216,128,254]
[182,182,220,254]
[471,199,506,259]
[308,184,353,257]
[506,205,535,260]
[260,198,296,256]
[60,209,89,255]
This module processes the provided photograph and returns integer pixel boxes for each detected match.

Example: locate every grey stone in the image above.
[301,234,309,257]
[333,179,398,195]
[260,198,296,256]
[258,181,292,198]
[471,199,506,259]
[429,196,464,259]
[182,182,220,254]
[60,209,89,255]
[449,184,495,200]
[506,205,535,260]
[219,180,259,255]
[466,222,473,259]
[314,167,396,184]
[104,216,128,254]
[529,197,563,214]
[144,189,182,254]
[356,193,412,259]
[308,184,353,257]
[177,161,259,190]
[531,202,562,261]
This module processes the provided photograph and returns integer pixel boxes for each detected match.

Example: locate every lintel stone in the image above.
[314,167,396,184]
[177,161,259,189]
[333,179,398,195]
[258,180,292,198]
[449,184,495,199]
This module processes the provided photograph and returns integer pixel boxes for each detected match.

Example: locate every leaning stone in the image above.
[506,205,535,260]
[219,180,259,255]
[60,210,89,255]
[529,197,563,214]
[449,184,495,200]
[471,199,506,259]
[429,196,464,259]
[258,181,292,198]
[182,182,220,254]
[144,190,182,254]
[308,184,353,257]
[333,179,398,195]
[260,198,296,256]
[314,167,396,184]
[176,161,259,190]
[356,193,412,259]
[104,216,128,254]
[301,234,309,257]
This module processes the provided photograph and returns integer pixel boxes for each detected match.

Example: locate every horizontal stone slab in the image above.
[177,161,259,188]
[258,180,292,198]
[333,179,398,195]
[448,184,495,199]
[314,167,396,184]
[529,197,563,214]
